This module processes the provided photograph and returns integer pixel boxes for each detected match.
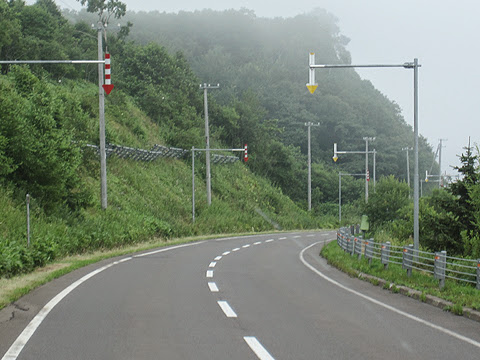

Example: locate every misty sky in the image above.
[48,0,480,174]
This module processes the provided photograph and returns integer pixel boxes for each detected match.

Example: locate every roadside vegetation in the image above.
[321,241,480,313]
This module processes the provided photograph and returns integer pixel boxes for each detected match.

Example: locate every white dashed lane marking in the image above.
[244,336,276,360]
[242,244,251,248]
[254,242,262,245]
[214,256,222,261]
[222,251,231,255]
[217,301,237,318]
[206,270,214,278]
[208,282,219,292]
[209,262,217,268]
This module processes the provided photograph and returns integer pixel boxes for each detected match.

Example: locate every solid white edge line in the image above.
[206,270,214,278]
[2,259,129,360]
[3,241,212,360]
[208,282,219,292]
[244,336,275,360]
[209,262,217,268]
[217,301,237,318]
[133,241,204,258]
[299,241,480,350]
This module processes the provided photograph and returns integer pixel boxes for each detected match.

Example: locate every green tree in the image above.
[0,66,89,210]
[363,175,410,231]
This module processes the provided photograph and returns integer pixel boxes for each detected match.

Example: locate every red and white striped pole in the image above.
[102,53,114,95]
[244,144,248,162]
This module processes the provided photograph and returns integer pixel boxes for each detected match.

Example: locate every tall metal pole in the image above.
[366,139,368,203]
[339,173,342,224]
[373,149,376,192]
[97,21,107,210]
[413,58,419,253]
[200,83,219,206]
[438,139,447,188]
[204,86,210,206]
[192,147,195,223]
[305,122,320,211]
[402,147,412,189]
[363,137,375,203]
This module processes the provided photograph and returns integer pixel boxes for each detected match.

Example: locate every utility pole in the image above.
[363,137,375,203]
[97,21,107,210]
[200,83,219,206]
[439,139,447,188]
[305,122,320,211]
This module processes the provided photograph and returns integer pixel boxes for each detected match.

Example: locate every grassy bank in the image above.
[321,241,480,313]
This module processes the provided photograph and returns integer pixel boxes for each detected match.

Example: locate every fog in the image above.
[50,0,480,174]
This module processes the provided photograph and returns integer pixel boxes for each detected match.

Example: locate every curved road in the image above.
[1,231,480,359]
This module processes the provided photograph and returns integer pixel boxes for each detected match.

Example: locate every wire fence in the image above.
[85,143,240,164]
[337,227,480,290]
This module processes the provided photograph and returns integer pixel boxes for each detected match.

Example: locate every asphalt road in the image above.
[1,231,480,359]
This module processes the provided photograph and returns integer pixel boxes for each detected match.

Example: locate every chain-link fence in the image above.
[86,143,239,164]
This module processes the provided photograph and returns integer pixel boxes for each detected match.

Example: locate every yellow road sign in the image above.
[306,84,318,94]
[333,156,338,162]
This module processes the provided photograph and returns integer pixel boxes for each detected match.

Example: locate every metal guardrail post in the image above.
[350,225,355,235]
[434,251,447,289]
[354,236,362,260]
[356,224,360,234]
[476,259,480,290]
[365,239,373,265]
[381,242,391,269]
[402,244,413,277]
[347,236,353,255]
[351,236,356,256]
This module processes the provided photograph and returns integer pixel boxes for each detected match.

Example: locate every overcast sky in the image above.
[49,0,479,174]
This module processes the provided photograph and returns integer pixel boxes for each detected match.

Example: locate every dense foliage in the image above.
[0,0,331,278]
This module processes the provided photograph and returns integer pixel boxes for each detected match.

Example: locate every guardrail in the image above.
[337,227,480,290]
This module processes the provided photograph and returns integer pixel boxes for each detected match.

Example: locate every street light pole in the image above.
[97,21,107,210]
[413,58,419,253]
[200,83,219,206]
[305,122,320,211]
[308,53,421,252]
